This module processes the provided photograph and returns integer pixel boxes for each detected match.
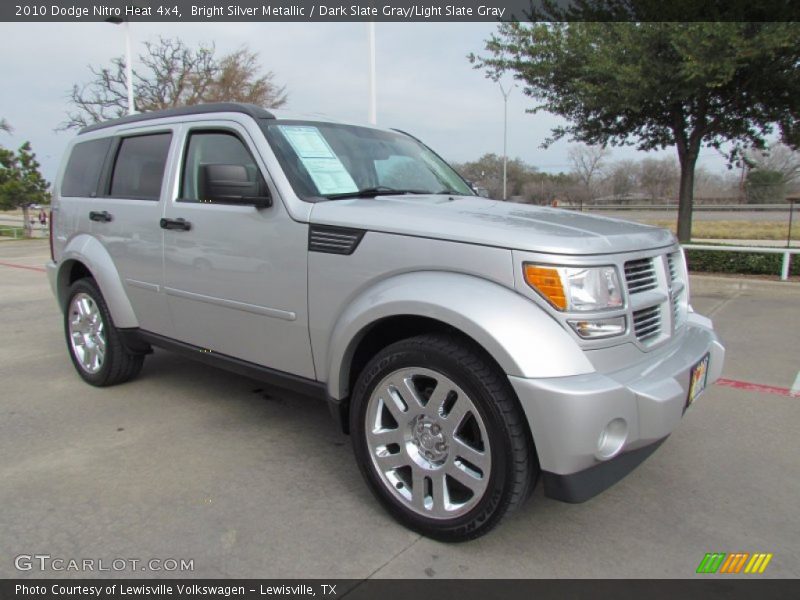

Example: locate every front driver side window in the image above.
[180,131,266,202]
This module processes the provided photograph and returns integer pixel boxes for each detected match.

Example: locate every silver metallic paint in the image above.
[49,108,725,481]
[510,315,724,474]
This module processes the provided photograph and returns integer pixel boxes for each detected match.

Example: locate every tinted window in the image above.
[61,138,112,197]
[180,131,266,202]
[109,133,172,200]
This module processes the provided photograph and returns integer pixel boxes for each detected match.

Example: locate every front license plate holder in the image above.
[686,353,711,409]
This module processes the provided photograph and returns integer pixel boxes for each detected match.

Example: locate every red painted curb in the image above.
[716,378,798,397]
[0,261,46,273]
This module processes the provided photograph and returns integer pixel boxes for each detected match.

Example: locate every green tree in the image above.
[63,38,287,129]
[0,142,51,238]
[745,169,786,204]
[470,22,800,241]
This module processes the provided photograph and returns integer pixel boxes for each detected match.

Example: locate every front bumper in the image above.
[509,313,724,502]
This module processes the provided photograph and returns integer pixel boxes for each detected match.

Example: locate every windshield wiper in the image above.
[324,186,429,200]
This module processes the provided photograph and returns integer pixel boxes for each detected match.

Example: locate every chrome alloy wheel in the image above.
[68,292,106,374]
[365,367,492,520]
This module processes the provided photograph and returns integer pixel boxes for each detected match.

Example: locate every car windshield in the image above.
[261,120,474,201]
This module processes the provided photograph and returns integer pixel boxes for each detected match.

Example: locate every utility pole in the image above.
[499,83,514,200]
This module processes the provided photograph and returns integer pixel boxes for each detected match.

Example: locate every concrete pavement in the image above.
[1,240,798,579]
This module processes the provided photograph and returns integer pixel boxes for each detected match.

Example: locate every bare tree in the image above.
[745,143,800,191]
[639,157,679,203]
[62,38,287,129]
[693,166,739,199]
[568,144,609,209]
[605,160,638,202]
[0,119,11,133]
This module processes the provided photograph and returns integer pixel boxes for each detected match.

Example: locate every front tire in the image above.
[350,333,538,541]
[64,278,144,386]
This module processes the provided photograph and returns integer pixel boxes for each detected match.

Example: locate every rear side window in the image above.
[109,133,172,200]
[61,138,112,197]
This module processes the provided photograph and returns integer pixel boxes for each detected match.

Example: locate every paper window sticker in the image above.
[302,157,358,195]
[278,125,336,159]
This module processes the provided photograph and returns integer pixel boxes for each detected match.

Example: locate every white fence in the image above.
[683,244,799,281]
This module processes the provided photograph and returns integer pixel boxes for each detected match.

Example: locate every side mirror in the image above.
[198,164,272,208]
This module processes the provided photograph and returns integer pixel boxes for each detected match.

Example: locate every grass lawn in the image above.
[641,220,799,241]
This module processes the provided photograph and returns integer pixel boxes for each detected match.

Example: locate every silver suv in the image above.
[47,103,724,541]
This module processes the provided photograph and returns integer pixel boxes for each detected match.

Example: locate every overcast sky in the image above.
[0,21,731,182]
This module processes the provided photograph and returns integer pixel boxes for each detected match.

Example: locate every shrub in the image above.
[686,248,799,276]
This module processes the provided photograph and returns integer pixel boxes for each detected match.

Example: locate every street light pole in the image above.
[106,15,135,115]
[499,83,514,200]
[124,20,134,115]
[367,21,376,125]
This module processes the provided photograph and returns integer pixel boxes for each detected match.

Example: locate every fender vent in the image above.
[308,225,365,255]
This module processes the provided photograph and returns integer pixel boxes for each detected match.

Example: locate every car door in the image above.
[161,121,315,379]
[92,128,177,336]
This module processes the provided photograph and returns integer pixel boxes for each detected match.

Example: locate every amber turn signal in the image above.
[523,265,567,310]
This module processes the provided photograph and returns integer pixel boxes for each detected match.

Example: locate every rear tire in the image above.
[350,333,538,542]
[64,278,144,387]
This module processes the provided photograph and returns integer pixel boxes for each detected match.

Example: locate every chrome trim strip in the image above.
[125,278,160,293]
[163,286,297,321]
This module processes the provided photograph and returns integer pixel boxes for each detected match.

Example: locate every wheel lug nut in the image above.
[431,424,440,435]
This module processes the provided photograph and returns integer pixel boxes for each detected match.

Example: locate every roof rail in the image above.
[79,103,275,134]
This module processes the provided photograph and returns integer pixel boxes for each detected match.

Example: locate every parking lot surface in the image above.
[1,239,798,579]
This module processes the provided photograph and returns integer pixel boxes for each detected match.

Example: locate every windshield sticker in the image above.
[278,125,358,194]
[278,125,336,159]
[300,158,359,195]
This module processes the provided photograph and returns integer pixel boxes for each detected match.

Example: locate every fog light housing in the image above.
[568,316,626,339]
[596,418,628,460]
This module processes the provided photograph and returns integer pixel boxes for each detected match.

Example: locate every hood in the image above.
[309,195,675,256]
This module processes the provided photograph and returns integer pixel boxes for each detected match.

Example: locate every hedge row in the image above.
[0,226,24,238]
[686,248,800,277]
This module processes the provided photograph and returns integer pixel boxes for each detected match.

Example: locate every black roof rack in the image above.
[79,103,275,134]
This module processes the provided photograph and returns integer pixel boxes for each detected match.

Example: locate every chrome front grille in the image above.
[671,292,681,323]
[518,245,687,350]
[632,305,661,343]
[624,257,658,293]
[668,251,686,328]
[667,252,679,281]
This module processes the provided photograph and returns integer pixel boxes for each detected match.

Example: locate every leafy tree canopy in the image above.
[0,141,51,237]
[470,21,800,241]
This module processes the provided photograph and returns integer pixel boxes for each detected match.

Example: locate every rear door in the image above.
[92,128,176,336]
[160,121,314,379]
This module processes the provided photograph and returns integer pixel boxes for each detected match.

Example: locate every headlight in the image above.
[523,263,623,312]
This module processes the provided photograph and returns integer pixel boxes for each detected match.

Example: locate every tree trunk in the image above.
[21,205,32,239]
[676,147,699,243]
